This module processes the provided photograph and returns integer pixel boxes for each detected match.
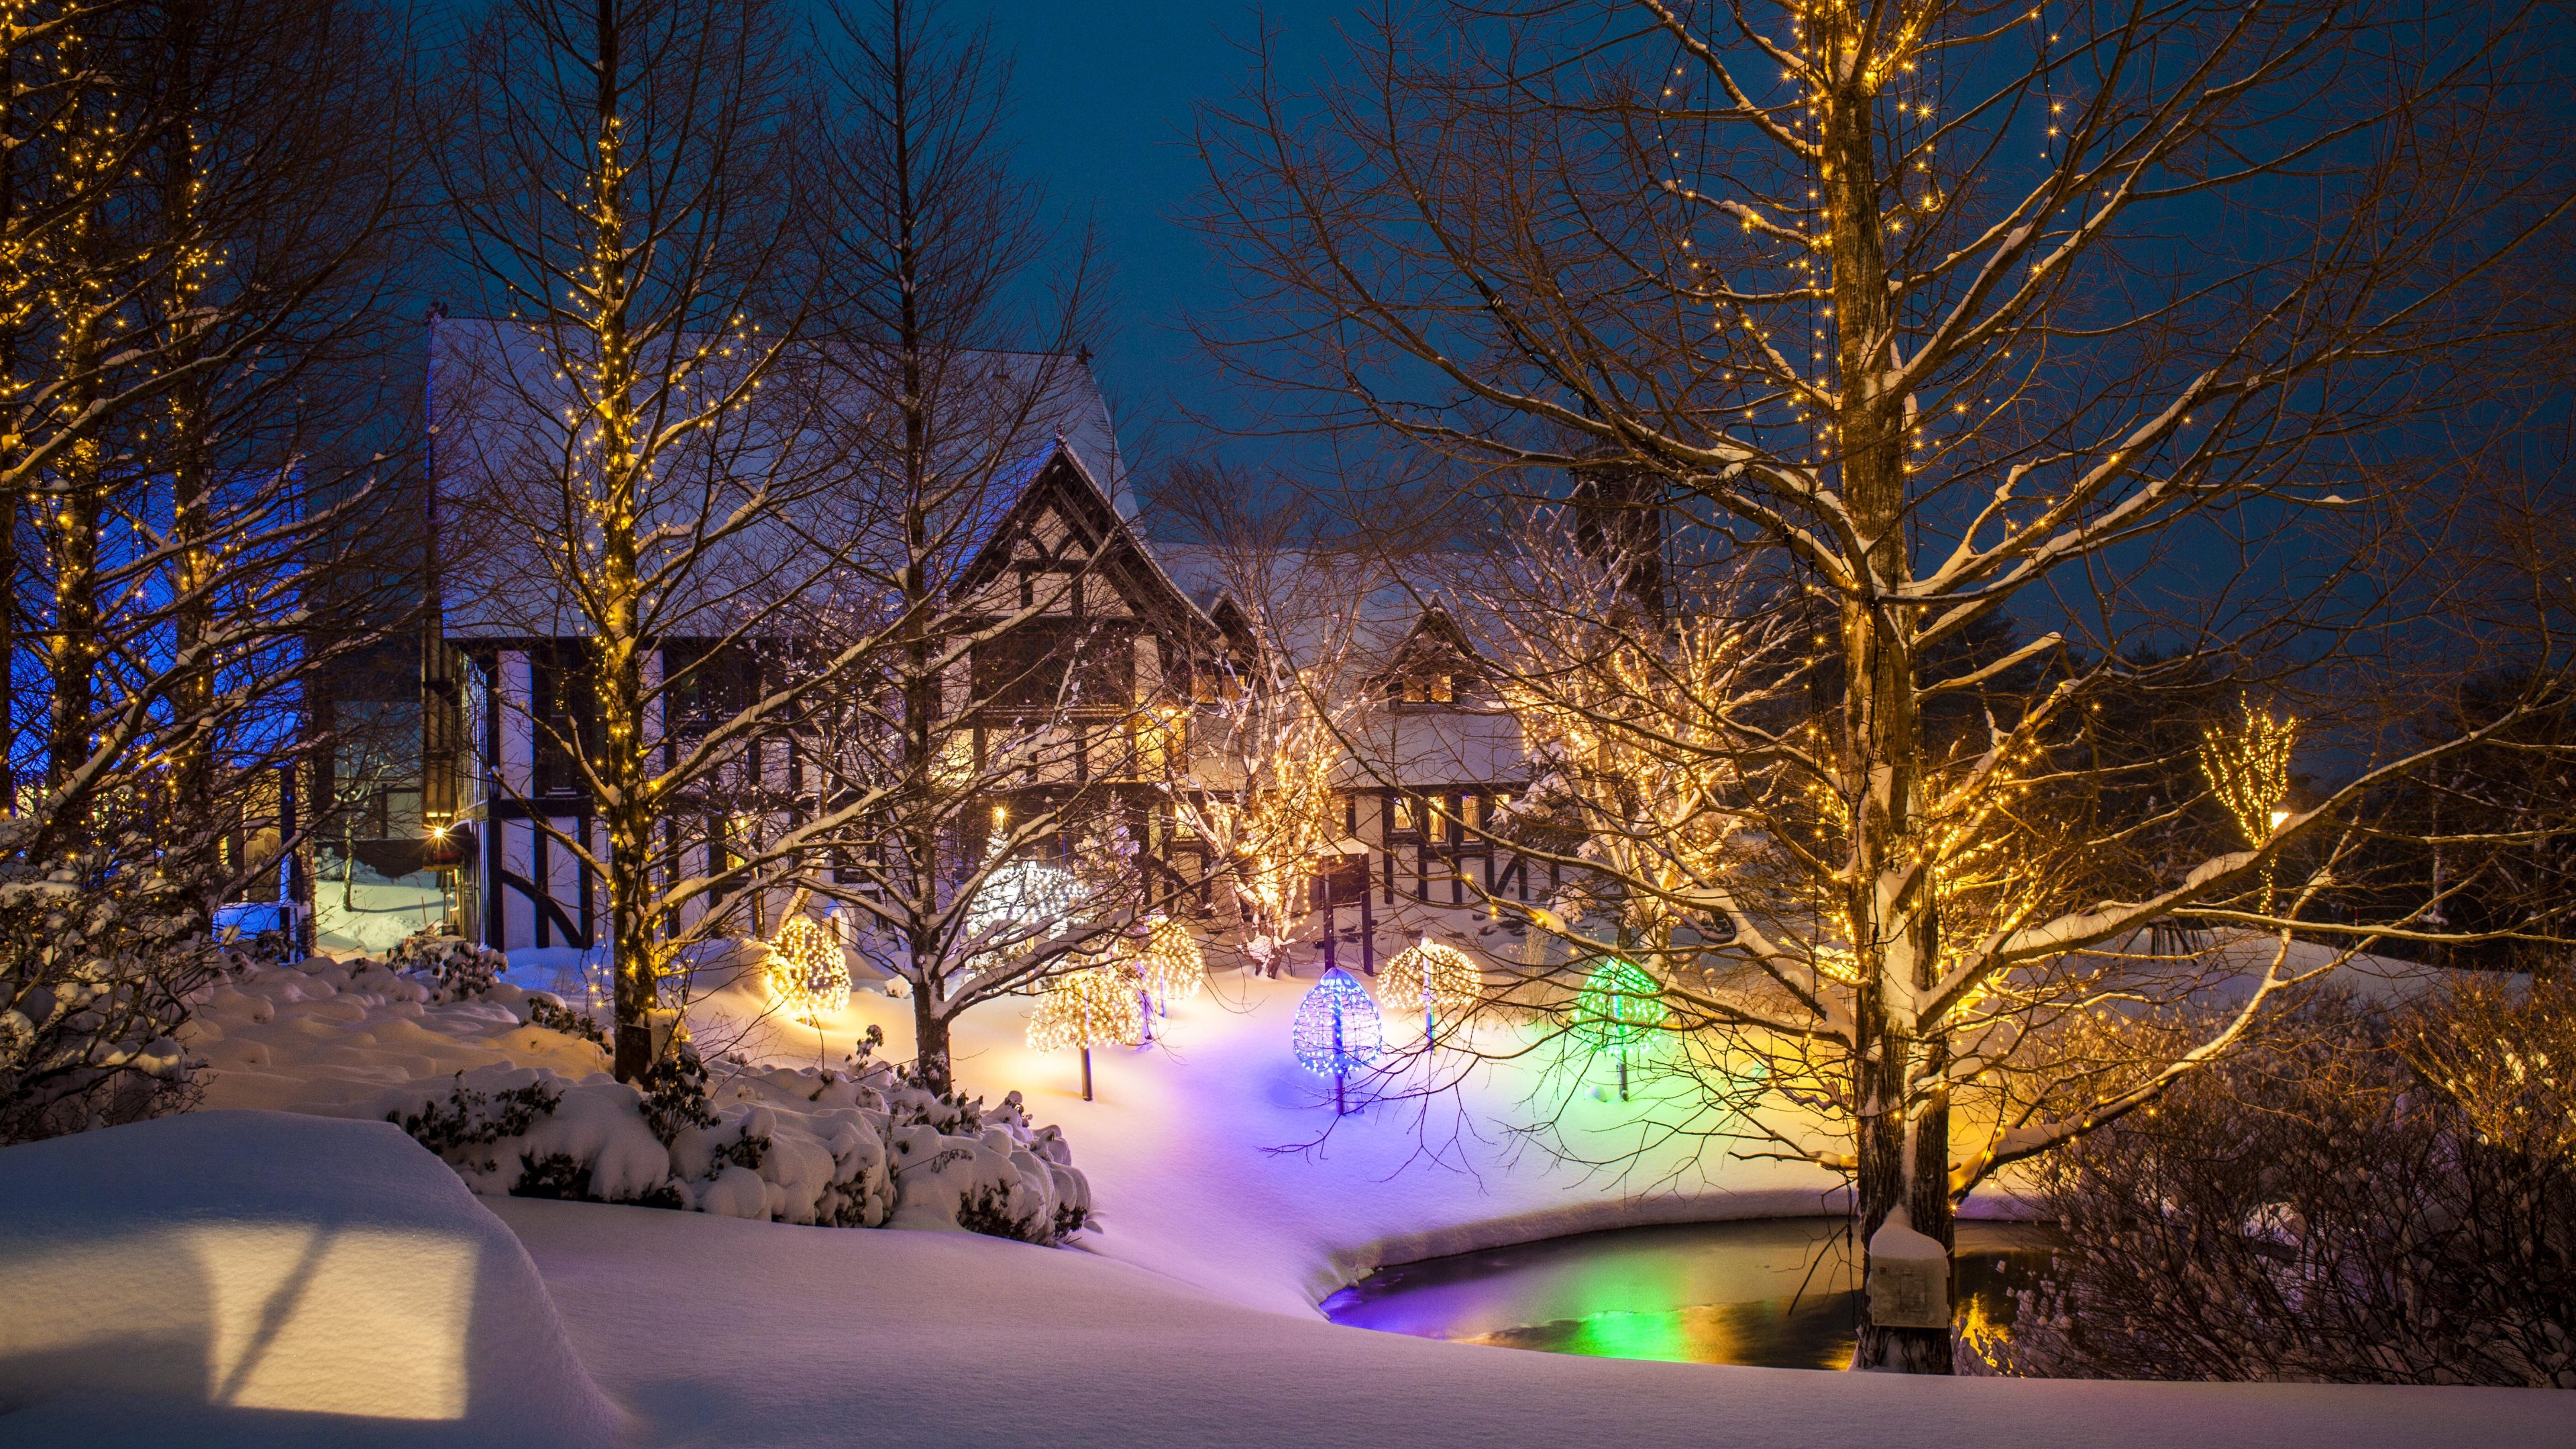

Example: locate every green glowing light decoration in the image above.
[1571,958,1662,1100]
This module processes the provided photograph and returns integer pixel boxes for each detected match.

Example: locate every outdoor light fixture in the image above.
[764,915,850,1023]
[1572,958,1664,1102]
[1028,965,1146,1101]
[1292,967,1383,1114]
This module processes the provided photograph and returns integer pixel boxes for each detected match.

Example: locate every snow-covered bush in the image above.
[389,930,510,1002]
[372,1049,1088,1240]
[883,1083,1091,1244]
[1976,990,2576,1388]
[525,993,609,1047]
[0,830,212,1144]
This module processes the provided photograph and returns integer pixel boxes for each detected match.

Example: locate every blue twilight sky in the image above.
[949,1,1344,472]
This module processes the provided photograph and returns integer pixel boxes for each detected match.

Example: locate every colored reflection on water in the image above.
[1320,1218,2054,1371]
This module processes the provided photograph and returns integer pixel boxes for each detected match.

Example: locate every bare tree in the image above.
[1199,0,2574,1371]
[440,0,894,1079]
[780,0,1214,1092]
[0,0,423,1138]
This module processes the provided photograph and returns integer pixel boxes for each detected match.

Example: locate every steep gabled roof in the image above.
[954,441,1218,639]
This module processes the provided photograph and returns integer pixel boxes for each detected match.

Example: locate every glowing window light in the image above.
[1027,965,1145,1100]
[1572,958,1664,1101]
[1126,916,1205,1012]
[1378,938,1480,1037]
[764,915,849,1022]
[1293,967,1383,1114]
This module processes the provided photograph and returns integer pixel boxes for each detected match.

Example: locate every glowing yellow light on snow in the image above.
[1379,938,1481,1032]
[763,915,849,1022]
[1027,966,1148,1055]
[1123,916,1206,1009]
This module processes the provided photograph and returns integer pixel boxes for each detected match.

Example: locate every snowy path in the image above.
[494,1193,2575,1449]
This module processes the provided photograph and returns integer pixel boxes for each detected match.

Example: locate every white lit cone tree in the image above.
[1201,0,2575,1371]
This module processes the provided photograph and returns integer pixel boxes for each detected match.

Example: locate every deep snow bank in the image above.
[186,955,1092,1242]
[0,1110,622,1449]
[495,1190,2576,1449]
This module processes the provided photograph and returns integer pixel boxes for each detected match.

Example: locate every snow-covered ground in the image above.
[4,937,2561,1446]
[5,1109,2565,1449]
[311,876,451,955]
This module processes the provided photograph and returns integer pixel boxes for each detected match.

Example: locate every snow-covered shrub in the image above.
[0,830,212,1144]
[639,1038,720,1142]
[884,1086,1091,1244]
[389,931,509,1002]
[1978,990,2575,1388]
[525,994,608,1048]
[375,1058,906,1228]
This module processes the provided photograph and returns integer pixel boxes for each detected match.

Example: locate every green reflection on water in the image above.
[1327,1220,2056,1371]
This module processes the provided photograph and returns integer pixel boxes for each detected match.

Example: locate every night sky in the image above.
[951,1,1344,470]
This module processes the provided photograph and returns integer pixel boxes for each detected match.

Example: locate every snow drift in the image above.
[0,1110,623,1449]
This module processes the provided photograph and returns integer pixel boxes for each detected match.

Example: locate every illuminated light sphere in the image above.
[963,855,1084,957]
[1026,965,1148,1055]
[1377,938,1481,1029]
[1126,916,1205,1010]
[1292,966,1383,1087]
[765,915,850,1022]
[1028,963,1147,1102]
[1570,958,1664,1052]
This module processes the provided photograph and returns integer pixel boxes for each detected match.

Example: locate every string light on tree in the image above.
[1027,965,1146,1102]
[1377,938,1479,1040]
[1571,958,1664,1101]
[1125,916,1205,1014]
[1291,967,1383,1114]
[763,915,849,1023]
[2201,702,2300,913]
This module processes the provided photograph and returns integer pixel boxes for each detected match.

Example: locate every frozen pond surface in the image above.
[1322,1217,2056,1370]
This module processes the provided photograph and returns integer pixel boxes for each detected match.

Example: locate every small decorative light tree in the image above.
[1126,916,1206,1015]
[1292,966,1383,1114]
[2200,702,2300,912]
[1027,965,1146,1101]
[1570,957,1663,1101]
[1378,937,1479,1040]
[764,915,851,1023]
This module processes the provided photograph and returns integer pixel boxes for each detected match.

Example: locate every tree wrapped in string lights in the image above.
[1125,916,1206,1014]
[1570,959,1662,1102]
[763,915,851,1023]
[1378,938,1480,1039]
[2201,704,2300,912]
[1292,967,1383,1114]
[1027,965,1146,1101]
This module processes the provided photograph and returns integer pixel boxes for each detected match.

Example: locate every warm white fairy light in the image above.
[2201,703,2299,847]
[1125,916,1205,1010]
[1378,938,1480,1032]
[1027,965,1147,1055]
[764,915,849,1022]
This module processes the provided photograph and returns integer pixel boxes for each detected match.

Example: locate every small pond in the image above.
[1320,1218,2056,1371]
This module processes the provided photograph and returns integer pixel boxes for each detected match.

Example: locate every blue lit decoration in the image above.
[1292,967,1383,1114]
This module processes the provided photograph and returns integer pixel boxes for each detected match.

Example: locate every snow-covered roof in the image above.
[428,317,1133,641]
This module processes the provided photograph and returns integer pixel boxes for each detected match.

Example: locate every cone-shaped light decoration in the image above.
[1571,957,1662,1101]
[1027,965,1147,1102]
[1293,967,1383,1114]
[1128,916,1206,1010]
